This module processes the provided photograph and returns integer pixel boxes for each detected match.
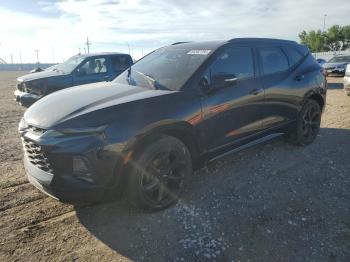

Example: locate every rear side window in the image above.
[111,56,130,72]
[211,47,254,79]
[283,46,304,67]
[259,47,289,75]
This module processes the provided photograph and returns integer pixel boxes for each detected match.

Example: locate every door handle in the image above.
[249,88,264,95]
[224,77,238,82]
[294,75,305,81]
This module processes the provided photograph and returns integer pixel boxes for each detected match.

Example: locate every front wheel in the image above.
[287,99,321,146]
[127,135,192,211]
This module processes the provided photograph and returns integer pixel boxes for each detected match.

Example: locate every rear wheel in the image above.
[127,135,192,211]
[287,99,321,146]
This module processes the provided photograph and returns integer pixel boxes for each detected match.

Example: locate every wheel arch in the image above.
[303,90,325,111]
[122,120,203,170]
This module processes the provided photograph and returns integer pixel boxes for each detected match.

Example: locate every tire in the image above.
[287,99,321,146]
[127,135,192,211]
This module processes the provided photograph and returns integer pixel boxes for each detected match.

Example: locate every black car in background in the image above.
[19,38,327,211]
[15,52,133,107]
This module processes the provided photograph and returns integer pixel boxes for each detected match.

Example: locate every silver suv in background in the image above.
[344,64,350,96]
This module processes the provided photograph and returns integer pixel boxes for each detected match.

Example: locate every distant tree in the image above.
[298,25,350,52]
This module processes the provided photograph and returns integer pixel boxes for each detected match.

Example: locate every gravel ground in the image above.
[0,72,349,262]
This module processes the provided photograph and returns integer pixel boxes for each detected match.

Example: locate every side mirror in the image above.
[76,68,87,76]
[199,76,211,94]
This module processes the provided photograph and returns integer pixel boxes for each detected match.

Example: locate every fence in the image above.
[312,51,350,61]
[0,63,55,71]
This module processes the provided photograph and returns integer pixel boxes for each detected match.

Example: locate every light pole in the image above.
[34,49,40,64]
[323,14,327,32]
[85,37,91,54]
[126,43,131,54]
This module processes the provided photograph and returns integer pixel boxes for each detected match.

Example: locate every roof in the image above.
[169,40,226,49]
[76,52,128,57]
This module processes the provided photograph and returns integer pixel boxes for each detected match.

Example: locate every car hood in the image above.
[323,62,348,68]
[17,70,67,82]
[24,82,175,128]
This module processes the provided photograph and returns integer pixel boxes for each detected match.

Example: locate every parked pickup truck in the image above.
[14,52,133,107]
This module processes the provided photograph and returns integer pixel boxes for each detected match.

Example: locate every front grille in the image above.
[23,138,53,173]
[326,67,335,70]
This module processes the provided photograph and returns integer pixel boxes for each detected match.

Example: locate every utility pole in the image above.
[126,43,130,54]
[323,14,327,32]
[19,52,23,70]
[51,47,55,63]
[10,53,13,64]
[85,37,91,54]
[34,49,40,64]
[78,48,81,55]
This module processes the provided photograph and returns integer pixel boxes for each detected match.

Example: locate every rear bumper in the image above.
[14,90,40,107]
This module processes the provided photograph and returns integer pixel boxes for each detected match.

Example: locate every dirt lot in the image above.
[0,71,349,262]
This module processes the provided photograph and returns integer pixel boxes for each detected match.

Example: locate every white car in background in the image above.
[344,64,350,96]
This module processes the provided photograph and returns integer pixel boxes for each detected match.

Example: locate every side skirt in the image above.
[208,132,285,163]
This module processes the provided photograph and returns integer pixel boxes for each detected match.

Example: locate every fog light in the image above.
[72,157,93,183]
[73,157,89,173]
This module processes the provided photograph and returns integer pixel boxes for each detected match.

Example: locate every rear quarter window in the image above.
[111,56,130,72]
[259,47,289,75]
[283,46,304,67]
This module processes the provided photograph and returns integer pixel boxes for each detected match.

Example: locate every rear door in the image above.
[257,46,299,130]
[72,56,109,86]
[200,45,265,151]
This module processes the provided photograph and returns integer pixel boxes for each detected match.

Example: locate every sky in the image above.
[0,0,349,63]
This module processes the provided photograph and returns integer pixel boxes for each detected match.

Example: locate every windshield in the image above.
[54,56,85,73]
[113,46,212,91]
[328,56,350,63]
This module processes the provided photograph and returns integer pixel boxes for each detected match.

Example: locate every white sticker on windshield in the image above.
[187,50,211,55]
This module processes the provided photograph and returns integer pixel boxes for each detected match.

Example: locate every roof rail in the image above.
[171,42,190,45]
[228,37,297,44]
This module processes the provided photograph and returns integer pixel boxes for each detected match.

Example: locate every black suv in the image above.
[15,52,133,107]
[19,38,327,211]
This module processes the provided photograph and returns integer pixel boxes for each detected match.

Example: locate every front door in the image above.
[200,46,265,151]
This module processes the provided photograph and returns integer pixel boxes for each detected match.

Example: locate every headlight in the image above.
[42,126,107,138]
[18,118,28,131]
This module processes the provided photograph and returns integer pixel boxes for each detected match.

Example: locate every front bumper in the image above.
[325,68,346,75]
[24,155,104,202]
[21,131,122,203]
[14,90,40,107]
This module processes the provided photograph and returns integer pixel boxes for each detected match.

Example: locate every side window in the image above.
[210,47,254,79]
[111,56,129,72]
[259,47,289,75]
[78,57,107,75]
[283,46,304,67]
